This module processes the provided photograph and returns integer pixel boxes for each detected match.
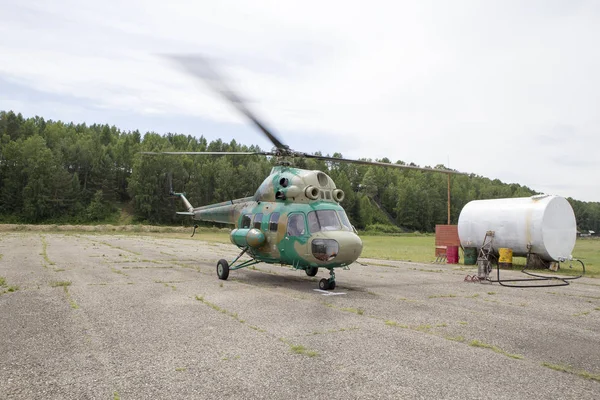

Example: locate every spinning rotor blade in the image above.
[302,153,468,175]
[141,151,271,156]
[167,55,290,154]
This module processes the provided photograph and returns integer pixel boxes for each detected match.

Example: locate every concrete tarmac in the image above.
[1,232,599,399]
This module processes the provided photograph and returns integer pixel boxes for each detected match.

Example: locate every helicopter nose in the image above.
[312,231,362,265]
[336,232,363,264]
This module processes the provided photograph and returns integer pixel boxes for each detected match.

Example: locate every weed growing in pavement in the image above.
[111,268,128,276]
[310,327,359,335]
[279,338,319,357]
[541,362,600,382]
[573,311,591,317]
[385,320,408,328]
[41,235,56,266]
[0,276,19,295]
[195,295,245,323]
[469,340,523,360]
[64,286,79,309]
[50,280,72,287]
[340,307,365,315]
[428,294,457,299]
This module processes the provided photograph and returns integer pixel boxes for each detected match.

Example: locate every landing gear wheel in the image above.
[217,259,230,280]
[319,278,330,290]
[328,280,336,290]
[305,266,318,277]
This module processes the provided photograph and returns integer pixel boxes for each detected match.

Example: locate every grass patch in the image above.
[64,286,80,309]
[541,362,600,382]
[81,237,141,255]
[41,235,55,265]
[248,325,266,333]
[469,340,523,360]
[49,280,78,308]
[357,235,599,277]
[310,327,359,335]
[340,307,365,315]
[195,295,245,323]
[428,294,457,299]
[359,235,435,262]
[279,338,319,357]
[175,367,187,372]
[290,345,318,357]
[50,280,72,287]
[111,268,128,276]
[0,276,19,295]
[573,311,590,316]
[385,320,408,328]
[446,336,466,342]
[415,324,433,332]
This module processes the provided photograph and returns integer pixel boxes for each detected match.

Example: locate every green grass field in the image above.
[145,230,600,278]
[359,235,599,278]
[1,225,597,277]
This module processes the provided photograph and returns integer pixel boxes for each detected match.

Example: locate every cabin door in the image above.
[278,213,309,266]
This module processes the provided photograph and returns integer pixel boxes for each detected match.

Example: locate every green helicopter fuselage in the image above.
[177,165,363,270]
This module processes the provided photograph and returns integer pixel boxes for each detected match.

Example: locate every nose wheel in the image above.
[318,269,336,290]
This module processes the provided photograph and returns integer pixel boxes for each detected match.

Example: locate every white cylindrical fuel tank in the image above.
[457,195,576,261]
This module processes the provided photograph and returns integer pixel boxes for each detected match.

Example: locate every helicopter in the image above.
[144,56,465,290]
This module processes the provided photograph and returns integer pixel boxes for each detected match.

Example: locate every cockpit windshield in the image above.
[308,209,352,233]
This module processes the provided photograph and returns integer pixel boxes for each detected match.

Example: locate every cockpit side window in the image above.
[286,214,306,236]
[241,214,252,228]
[253,213,263,229]
[337,210,353,231]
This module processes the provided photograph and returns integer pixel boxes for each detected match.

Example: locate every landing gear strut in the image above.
[318,269,336,290]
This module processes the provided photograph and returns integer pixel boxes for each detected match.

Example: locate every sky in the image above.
[1,0,599,202]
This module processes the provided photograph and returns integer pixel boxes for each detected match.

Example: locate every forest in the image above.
[1,110,599,233]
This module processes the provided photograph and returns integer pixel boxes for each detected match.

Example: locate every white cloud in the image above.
[1,0,599,201]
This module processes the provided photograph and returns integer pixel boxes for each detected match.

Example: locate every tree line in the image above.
[1,110,599,233]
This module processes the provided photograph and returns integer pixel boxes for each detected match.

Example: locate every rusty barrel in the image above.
[498,247,513,269]
[446,245,460,264]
